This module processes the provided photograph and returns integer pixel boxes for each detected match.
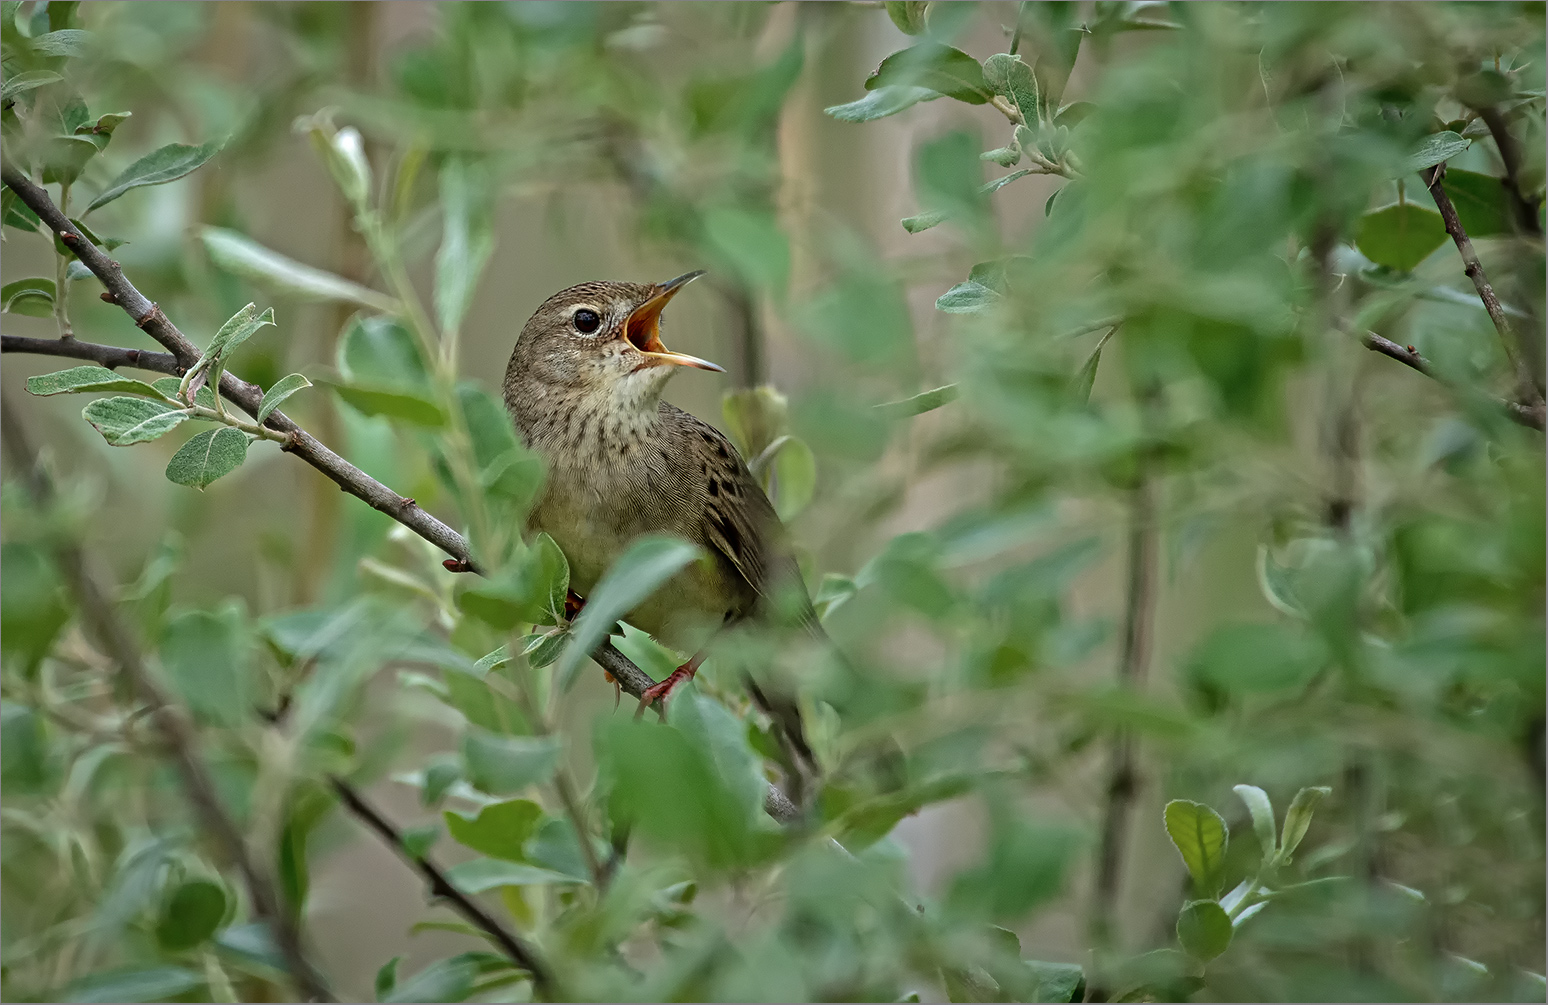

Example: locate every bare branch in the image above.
[327,776,557,998]
[2,333,178,373]
[1359,330,1545,430]
[1090,458,1159,949]
[0,405,334,1004]
[1423,161,1545,406]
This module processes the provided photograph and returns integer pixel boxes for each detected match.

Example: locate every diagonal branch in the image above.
[1422,161,1545,406]
[327,777,557,998]
[2,162,476,572]
[0,404,334,1003]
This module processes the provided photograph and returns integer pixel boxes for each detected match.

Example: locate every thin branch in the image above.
[326,776,557,999]
[1422,161,1545,405]
[1089,459,1159,950]
[2,333,177,372]
[0,405,334,1004]
[1358,330,1545,431]
[1476,106,1542,237]
[1,163,477,573]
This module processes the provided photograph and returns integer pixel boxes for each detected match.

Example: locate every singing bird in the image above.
[503,272,818,754]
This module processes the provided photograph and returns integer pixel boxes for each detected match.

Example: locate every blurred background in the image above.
[2,2,1544,1002]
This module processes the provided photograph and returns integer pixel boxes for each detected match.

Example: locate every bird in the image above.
[503,272,818,771]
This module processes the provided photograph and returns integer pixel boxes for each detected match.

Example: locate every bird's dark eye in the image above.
[573,309,601,334]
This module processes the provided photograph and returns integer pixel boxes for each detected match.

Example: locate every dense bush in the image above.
[2,2,1543,1002]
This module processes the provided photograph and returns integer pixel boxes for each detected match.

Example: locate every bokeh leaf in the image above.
[1176,900,1232,962]
[202,227,399,312]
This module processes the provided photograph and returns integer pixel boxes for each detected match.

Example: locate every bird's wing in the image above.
[664,406,815,623]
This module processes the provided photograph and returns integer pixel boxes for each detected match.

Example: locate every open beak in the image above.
[623,270,725,372]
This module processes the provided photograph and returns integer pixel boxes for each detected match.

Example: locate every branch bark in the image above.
[1090,465,1159,949]
[1423,161,1545,405]
[1355,330,1544,430]
[0,404,334,1004]
[327,777,557,998]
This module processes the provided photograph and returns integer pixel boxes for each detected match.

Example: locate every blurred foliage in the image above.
[2,1,1545,1002]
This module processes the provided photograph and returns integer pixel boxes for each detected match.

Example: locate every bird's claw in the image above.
[635,664,696,720]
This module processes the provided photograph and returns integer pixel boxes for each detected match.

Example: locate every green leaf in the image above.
[936,280,1000,313]
[85,141,222,214]
[824,85,939,122]
[72,110,130,152]
[1404,130,1469,175]
[462,729,561,796]
[1176,900,1232,962]
[204,302,276,368]
[552,535,701,692]
[704,207,791,294]
[458,382,542,508]
[2,544,71,674]
[1186,621,1328,694]
[1163,799,1229,897]
[521,629,567,669]
[256,373,312,423]
[865,43,992,104]
[1,69,61,101]
[1356,203,1448,272]
[48,1,79,31]
[1232,784,1278,861]
[158,603,253,727]
[214,922,286,973]
[381,954,480,1004]
[1025,961,1085,1003]
[983,53,1038,124]
[422,756,461,807]
[25,365,162,398]
[875,384,959,419]
[150,377,215,409]
[767,434,817,520]
[981,144,1021,167]
[1441,168,1511,237]
[154,880,226,951]
[400,824,439,859]
[1073,344,1102,403]
[2,702,48,792]
[442,857,582,895]
[885,0,929,34]
[82,396,188,445]
[531,533,569,623]
[902,209,947,233]
[29,27,90,57]
[165,428,251,490]
[201,227,399,312]
[65,966,202,1004]
[2,276,55,316]
[1278,785,1331,863]
[329,383,445,426]
[375,956,402,1001]
[434,158,495,336]
[444,798,543,861]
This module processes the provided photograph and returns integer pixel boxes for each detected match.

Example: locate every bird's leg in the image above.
[635,650,707,719]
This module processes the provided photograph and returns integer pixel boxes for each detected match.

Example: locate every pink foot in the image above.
[635,659,701,719]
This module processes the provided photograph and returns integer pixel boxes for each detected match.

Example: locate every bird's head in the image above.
[507,272,721,412]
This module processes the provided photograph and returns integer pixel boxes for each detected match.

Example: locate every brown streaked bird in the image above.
[503,272,818,762]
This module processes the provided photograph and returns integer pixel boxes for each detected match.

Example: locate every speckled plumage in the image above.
[502,279,808,656]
